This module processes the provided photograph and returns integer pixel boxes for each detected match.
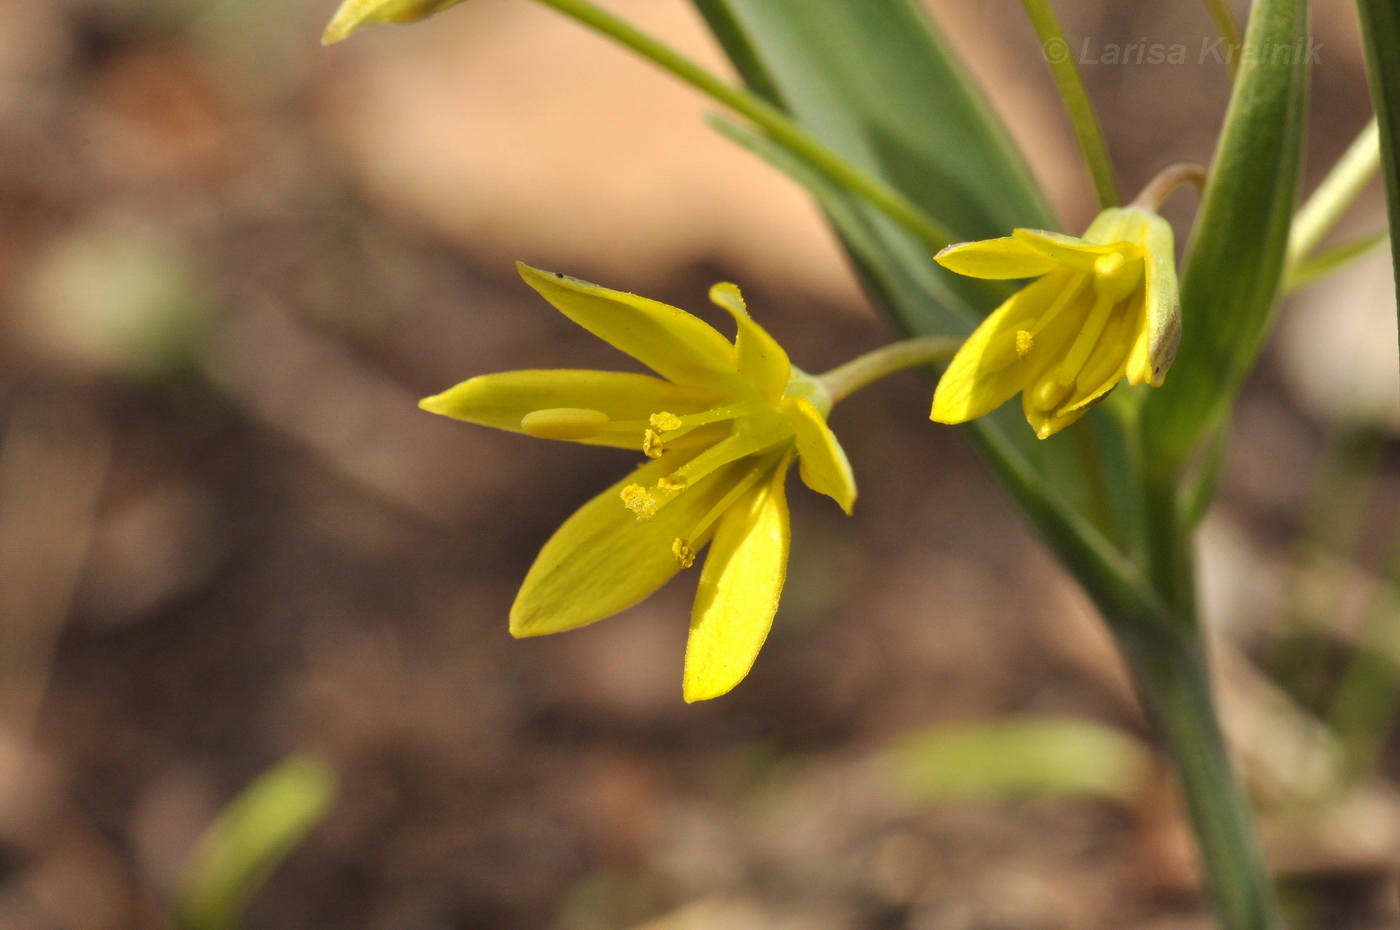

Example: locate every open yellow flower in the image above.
[421,263,856,701]
[930,206,1180,439]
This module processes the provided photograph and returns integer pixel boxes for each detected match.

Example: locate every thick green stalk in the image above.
[1134,448,1280,930]
[527,0,957,252]
[1018,0,1119,209]
[1354,0,1400,325]
[1115,614,1280,930]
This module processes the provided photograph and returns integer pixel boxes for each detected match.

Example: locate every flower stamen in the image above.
[520,407,610,440]
[621,483,658,519]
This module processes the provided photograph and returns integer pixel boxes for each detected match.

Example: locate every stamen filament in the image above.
[1028,272,1089,337]
[1055,292,1118,387]
[674,451,788,563]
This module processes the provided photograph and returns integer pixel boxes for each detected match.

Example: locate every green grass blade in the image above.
[1286,230,1388,291]
[176,755,338,930]
[1356,0,1400,332]
[887,716,1150,802]
[694,0,1057,250]
[1288,118,1380,267]
[1018,0,1119,209]
[1141,0,1310,468]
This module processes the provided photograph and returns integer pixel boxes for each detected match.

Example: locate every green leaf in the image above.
[886,716,1151,802]
[1356,0,1400,326]
[692,0,1056,275]
[1141,0,1310,466]
[176,755,338,930]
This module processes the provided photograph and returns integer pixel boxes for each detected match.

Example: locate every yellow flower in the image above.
[421,263,856,701]
[929,206,1180,439]
[322,0,467,44]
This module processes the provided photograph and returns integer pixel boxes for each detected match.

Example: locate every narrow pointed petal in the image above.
[1013,228,1136,273]
[684,463,790,702]
[420,370,721,450]
[322,0,464,43]
[935,237,1060,279]
[782,397,856,514]
[710,282,790,404]
[931,270,1078,424]
[510,452,738,637]
[518,263,740,389]
[1125,211,1180,386]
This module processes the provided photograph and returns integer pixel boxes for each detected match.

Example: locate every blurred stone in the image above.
[76,480,223,626]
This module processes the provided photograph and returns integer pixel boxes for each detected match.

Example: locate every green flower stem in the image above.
[1285,230,1388,291]
[816,336,963,403]
[1118,614,1282,930]
[1018,0,1119,209]
[1288,118,1381,267]
[1138,459,1282,930]
[1131,163,1207,212]
[527,0,958,252]
[1200,0,1243,77]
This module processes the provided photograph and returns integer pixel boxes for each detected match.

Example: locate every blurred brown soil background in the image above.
[0,0,1393,927]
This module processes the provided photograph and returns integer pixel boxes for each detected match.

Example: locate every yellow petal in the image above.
[935,237,1060,279]
[930,270,1079,424]
[518,263,740,389]
[1022,388,1091,440]
[1125,210,1180,387]
[510,451,740,637]
[420,369,721,450]
[322,0,465,43]
[683,462,790,702]
[1013,228,1138,274]
[709,282,790,405]
[781,396,856,514]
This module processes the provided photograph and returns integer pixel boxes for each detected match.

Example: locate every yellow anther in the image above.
[642,429,664,459]
[658,474,688,493]
[1094,251,1125,280]
[672,538,696,569]
[1091,249,1142,304]
[520,407,610,440]
[1031,375,1072,413]
[650,411,683,433]
[1015,329,1034,360]
[621,483,657,519]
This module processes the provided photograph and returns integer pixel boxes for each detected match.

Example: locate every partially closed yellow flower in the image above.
[422,264,856,701]
[322,0,468,44]
[930,206,1180,439]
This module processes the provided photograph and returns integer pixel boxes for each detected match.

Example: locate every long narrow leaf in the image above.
[1356,0,1400,335]
[1141,0,1310,466]
[693,0,1056,251]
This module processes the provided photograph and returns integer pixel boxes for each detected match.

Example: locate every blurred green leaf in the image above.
[886,716,1151,803]
[693,0,1055,313]
[1141,0,1310,467]
[1356,0,1400,322]
[27,217,212,381]
[176,755,338,930]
